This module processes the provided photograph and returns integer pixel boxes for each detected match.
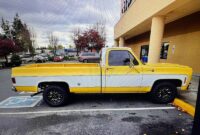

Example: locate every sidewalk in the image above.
[177,75,199,107]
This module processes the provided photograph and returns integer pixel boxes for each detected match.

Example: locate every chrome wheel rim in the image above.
[47,90,63,105]
[157,87,172,102]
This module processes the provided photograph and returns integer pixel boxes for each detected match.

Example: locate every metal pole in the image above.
[192,76,200,135]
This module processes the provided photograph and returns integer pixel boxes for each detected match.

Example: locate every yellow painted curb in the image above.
[173,98,195,117]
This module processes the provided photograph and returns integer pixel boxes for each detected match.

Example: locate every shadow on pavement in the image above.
[68,93,150,103]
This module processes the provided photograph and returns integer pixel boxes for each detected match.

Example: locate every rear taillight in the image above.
[12,77,16,84]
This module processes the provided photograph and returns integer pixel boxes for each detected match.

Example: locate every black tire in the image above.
[43,85,68,107]
[150,82,177,104]
[83,59,88,63]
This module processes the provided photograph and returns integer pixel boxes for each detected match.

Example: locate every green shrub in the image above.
[64,56,70,61]
[11,54,22,66]
[69,56,76,60]
[48,56,54,61]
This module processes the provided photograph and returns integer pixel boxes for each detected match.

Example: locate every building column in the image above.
[119,37,125,47]
[114,40,119,47]
[148,16,165,63]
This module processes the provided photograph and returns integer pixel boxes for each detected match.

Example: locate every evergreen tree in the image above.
[12,13,26,51]
[0,13,35,64]
[1,18,11,38]
[12,13,35,54]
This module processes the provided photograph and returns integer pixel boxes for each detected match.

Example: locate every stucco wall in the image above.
[125,12,200,74]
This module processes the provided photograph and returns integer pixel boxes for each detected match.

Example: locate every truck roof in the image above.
[100,47,132,67]
[103,46,131,49]
[101,47,132,52]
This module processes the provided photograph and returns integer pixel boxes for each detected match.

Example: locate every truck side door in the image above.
[103,49,143,93]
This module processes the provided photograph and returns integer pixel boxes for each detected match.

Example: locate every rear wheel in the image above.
[150,82,177,104]
[43,85,68,107]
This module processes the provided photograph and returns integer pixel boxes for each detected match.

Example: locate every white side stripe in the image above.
[14,74,186,88]
[15,76,101,87]
[0,107,175,115]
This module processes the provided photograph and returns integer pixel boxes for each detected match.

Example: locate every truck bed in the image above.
[25,63,99,67]
[12,63,101,77]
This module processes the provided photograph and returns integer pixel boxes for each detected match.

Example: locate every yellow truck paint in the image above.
[12,63,100,76]
[70,87,101,93]
[102,87,151,93]
[15,86,38,93]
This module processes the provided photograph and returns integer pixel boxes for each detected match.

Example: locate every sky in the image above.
[0,0,121,48]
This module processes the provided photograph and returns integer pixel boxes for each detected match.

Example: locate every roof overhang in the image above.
[114,0,200,40]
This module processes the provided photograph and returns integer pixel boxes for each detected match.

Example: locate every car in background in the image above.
[0,55,12,67]
[65,48,77,57]
[21,54,33,63]
[78,52,100,63]
[40,54,49,61]
[34,55,46,63]
[53,55,64,62]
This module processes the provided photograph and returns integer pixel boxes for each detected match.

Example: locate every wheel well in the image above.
[38,82,70,92]
[152,79,182,88]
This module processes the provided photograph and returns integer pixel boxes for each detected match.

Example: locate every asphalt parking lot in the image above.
[0,68,194,135]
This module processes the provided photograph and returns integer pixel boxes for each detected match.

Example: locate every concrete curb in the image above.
[173,98,195,117]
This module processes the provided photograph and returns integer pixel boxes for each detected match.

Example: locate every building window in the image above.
[140,42,169,62]
[140,45,149,62]
[121,0,136,14]
[160,42,169,59]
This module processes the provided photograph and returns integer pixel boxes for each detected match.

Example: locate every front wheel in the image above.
[43,85,68,107]
[150,82,177,104]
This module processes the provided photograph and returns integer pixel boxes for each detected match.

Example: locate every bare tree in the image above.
[30,27,37,49]
[71,28,81,56]
[93,21,106,43]
[29,27,36,57]
[48,33,58,56]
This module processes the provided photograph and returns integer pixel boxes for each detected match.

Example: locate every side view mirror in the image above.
[123,58,134,67]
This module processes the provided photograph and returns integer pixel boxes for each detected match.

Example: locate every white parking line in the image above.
[0,106,175,115]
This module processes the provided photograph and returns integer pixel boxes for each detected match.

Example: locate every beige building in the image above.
[114,0,200,74]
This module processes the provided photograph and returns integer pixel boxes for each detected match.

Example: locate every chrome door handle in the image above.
[106,67,113,70]
[146,69,155,72]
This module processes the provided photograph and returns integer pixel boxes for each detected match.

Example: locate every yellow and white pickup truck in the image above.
[11,47,192,106]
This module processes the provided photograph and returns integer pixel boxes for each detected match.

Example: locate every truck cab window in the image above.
[108,50,138,66]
